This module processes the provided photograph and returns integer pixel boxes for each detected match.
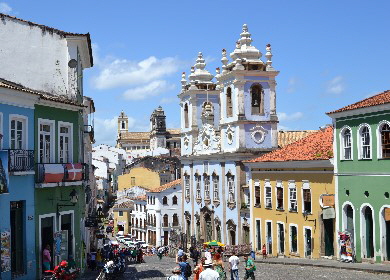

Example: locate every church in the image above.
[179,24,312,246]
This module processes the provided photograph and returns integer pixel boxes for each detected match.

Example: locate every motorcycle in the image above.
[101,257,126,280]
[43,260,80,280]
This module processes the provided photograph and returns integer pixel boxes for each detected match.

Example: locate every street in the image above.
[82,255,390,280]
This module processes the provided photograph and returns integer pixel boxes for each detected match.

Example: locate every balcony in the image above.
[8,149,34,173]
[36,163,88,184]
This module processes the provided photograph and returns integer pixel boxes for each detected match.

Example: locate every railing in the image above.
[8,149,34,172]
[36,163,88,184]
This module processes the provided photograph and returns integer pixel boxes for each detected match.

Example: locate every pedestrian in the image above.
[178,254,192,280]
[177,246,184,262]
[42,244,51,272]
[167,266,183,280]
[228,250,239,280]
[193,248,200,266]
[199,259,219,280]
[243,255,256,280]
[158,246,164,260]
[213,253,226,280]
[205,248,212,263]
[90,249,97,270]
[194,257,205,280]
[261,244,267,259]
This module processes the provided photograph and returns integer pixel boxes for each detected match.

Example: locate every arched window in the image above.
[226,87,233,117]
[212,173,219,201]
[227,172,235,203]
[251,84,264,115]
[172,214,179,226]
[341,128,352,160]
[359,125,371,159]
[184,103,189,128]
[172,195,178,205]
[379,122,390,158]
[163,196,168,205]
[163,214,168,227]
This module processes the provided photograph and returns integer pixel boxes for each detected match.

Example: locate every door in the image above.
[243,226,250,244]
[256,220,261,251]
[61,213,73,260]
[10,201,24,275]
[266,222,272,255]
[324,218,334,256]
[278,223,285,254]
[386,221,390,261]
[41,217,54,271]
[364,207,374,258]
[164,231,168,246]
[305,228,312,257]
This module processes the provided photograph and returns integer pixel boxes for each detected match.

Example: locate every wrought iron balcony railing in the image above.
[36,163,88,184]
[8,149,34,172]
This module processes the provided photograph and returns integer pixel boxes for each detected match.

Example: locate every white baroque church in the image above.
[180,24,279,245]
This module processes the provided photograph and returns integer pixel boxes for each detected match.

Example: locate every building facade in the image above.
[327,90,390,262]
[131,196,147,242]
[245,127,336,259]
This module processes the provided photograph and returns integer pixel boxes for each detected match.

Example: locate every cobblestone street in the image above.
[82,255,390,280]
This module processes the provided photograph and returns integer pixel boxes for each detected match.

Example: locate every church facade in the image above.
[180,24,279,245]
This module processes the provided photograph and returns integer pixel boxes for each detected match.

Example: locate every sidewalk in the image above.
[254,257,390,274]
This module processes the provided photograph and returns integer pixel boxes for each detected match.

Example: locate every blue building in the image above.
[180,25,279,245]
[0,81,37,279]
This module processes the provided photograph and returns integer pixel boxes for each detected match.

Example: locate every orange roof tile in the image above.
[133,195,147,201]
[150,178,182,193]
[246,126,333,162]
[327,90,390,114]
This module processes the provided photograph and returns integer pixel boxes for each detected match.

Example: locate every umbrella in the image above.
[203,240,225,247]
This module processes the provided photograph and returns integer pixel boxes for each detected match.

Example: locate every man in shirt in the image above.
[243,255,255,280]
[178,255,191,280]
[199,259,219,280]
[228,250,240,280]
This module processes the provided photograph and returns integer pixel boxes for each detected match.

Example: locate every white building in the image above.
[131,196,147,242]
[146,179,182,246]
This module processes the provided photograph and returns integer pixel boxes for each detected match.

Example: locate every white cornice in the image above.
[0,87,38,109]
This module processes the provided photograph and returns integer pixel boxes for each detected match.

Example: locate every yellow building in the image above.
[118,167,161,192]
[245,126,336,259]
[113,200,134,234]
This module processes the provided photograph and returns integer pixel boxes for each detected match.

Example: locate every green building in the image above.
[327,90,390,263]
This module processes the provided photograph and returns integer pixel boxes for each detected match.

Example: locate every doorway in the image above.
[60,213,73,260]
[10,201,24,275]
[305,228,312,257]
[230,230,236,245]
[163,231,168,246]
[363,206,374,258]
[41,216,54,271]
[277,223,285,255]
[266,221,272,255]
[256,220,261,251]
[243,226,250,244]
[323,218,334,256]
[386,220,390,261]
[204,214,212,242]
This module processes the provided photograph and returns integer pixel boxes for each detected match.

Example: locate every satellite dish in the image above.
[68,59,78,68]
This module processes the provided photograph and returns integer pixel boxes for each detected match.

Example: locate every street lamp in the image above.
[57,189,78,214]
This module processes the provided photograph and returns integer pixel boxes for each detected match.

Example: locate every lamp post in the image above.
[57,189,78,214]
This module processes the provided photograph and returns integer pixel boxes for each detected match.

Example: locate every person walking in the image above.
[193,248,200,266]
[199,259,219,280]
[213,253,226,280]
[158,246,164,260]
[167,266,183,280]
[243,255,255,280]
[178,255,192,280]
[42,244,51,272]
[205,248,212,263]
[194,257,206,280]
[228,250,239,280]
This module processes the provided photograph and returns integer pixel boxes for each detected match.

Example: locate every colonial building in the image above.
[327,91,390,263]
[116,108,180,154]
[131,196,147,242]
[245,126,336,259]
[146,179,182,246]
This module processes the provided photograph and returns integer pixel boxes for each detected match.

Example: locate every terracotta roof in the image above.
[133,195,147,201]
[114,200,134,209]
[119,132,150,140]
[278,130,318,148]
[149,178,182,193]
[0,13,93,66]
[246,126,333,162]
[0,78,84,107]
[327,90,390,114]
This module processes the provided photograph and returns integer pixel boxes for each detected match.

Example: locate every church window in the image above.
[251,84,264,115]
[264,180,272,208]
[254,180,260,207]
[204,175,210,200]
[184,103,189,128]
[163,196,168,205]
[359,125,371,159]
[184,175,190,199]
[226,87,233,117]
[172,214,179,226]
[196,175,201,200]
[212,174,219,201]
[227,173,235,203]
[172,195,178,205]
[121,121,125,129]
[379,122,390,158]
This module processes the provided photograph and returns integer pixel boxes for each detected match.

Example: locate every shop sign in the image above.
[322,207,335,219]
[322,195,335,207]
[385,208,390,221]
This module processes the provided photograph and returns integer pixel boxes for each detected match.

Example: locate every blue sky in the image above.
[2,1,390,146]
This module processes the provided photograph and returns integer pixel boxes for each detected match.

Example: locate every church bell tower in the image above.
[150,106,167,149]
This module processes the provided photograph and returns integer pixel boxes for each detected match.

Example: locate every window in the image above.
[204,175,210,200]
[184,103,189,128]
[172,214,179,226]
[212,174,219,201]
[131,177,136,185]
[251,84,264,115]
[379,123,390,158]
[276,184,284,210]
[153,197,156,205]
[254,180,261,207]
[359,125,371,159]
[59,123,72,163]
[10,116,26,149]
[290,225,298,253]
[342,128,352,160]
[38,119,54,163]
[227,173,235,203]
[184,175,190,199]
[163,196,168,205]
[121,121,125,129]
[265,181,272,208]
[302,182,311,214]
[163,214,168,227]
[226,87,233,117]
[119,211,123,217]
[288,181,297,212]
[196,175,201,200]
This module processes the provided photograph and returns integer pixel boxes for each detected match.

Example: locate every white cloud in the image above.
[92,56,183,90]
[278,112,304,122]
[0,2,12,13]
[94,116,135,145]
[123,80,175,100]
[326,76,345,94]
